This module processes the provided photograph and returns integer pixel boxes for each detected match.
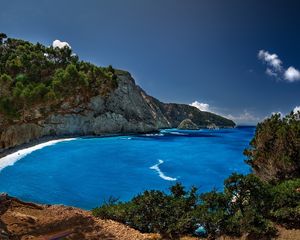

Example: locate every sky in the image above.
[1,0,300,124]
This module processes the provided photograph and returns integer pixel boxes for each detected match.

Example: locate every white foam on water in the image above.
[150,159,177,181]
[121,137,132,140]
[169,132,186,135]
[144,133,164,137]
[0,138,76,172]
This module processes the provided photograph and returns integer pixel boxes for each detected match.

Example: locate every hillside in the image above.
[0,194,151,240]
[1,194,299,240]
[0,34,235,153]
[143,94,235,128]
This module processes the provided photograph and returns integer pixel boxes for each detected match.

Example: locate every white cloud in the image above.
[265,68,277,77]
[284,67,300,82]
[258,49,300,83]
[258,50,282,70]
[225,110,260,125]
[52,39,71,49]
[190,101,260,125]
[190,101,210,112]
[293,106,300,114]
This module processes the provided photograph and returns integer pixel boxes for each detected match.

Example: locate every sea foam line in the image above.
[150,159,177,181]
[0,138,76,172]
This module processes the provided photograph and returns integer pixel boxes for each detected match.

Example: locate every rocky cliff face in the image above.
[0,71,235,153]
[144,95,235,128]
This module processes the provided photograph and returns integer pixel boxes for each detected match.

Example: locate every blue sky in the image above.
[1,0,300,124]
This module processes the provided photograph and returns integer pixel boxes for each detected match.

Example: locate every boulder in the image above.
[177,119,199,130]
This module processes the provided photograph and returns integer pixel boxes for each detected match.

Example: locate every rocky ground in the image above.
[1,194,299,240]
[0,194,151,240]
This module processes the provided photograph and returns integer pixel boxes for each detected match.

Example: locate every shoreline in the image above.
[0,131,159,159]
[0,125,245,159]
[0,138,77,172]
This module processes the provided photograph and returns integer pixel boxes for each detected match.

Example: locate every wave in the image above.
[169,131,186,135]
[121,137,132,140]
[144,133,164,137]
[0,138,76,172]
[150,159,177,181]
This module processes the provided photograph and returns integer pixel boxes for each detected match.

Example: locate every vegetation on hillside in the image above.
[93,175,300,239]
[244,111,300,182]
[93,112,300,239]
[0,33,118,128]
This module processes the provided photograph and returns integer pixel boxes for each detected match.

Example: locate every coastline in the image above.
[0,126,241,159]
[0,131,159,159]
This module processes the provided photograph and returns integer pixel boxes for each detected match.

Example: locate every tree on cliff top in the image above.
[244,112,300,182]
[0,33,118,124]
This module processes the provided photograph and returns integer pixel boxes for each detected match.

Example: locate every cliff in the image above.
[0,36,235,154]
[144,94,235,128]
[0,71,165,152]
[0,71,235,153]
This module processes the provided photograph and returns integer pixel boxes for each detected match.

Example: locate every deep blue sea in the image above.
[0,127,255,209]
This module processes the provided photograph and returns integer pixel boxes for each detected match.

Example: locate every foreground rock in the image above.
[0,194,152,240]
[177,119,199,130]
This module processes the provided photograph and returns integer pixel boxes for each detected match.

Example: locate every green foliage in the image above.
[92,196,130,222]
[194,190,229,238]
[0,97,17,118]
[244,112,300,181]
[0,33,118,123]
[269,178,300,227]
[224,173,271,216]
[93,184,199,239]
[0,73,13,96]
[223,174,276,238]
[93,175,300,239]
[107,64,115,74]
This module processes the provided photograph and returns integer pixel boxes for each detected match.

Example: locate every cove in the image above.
[0,127,255,209]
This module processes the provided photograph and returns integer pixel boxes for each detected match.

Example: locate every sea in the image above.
[0,126,255,209]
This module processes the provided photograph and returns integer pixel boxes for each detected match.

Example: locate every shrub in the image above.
[269,178,300,227]
[93,184,199,239]
[0,34,118,122]
[244,112,300,182]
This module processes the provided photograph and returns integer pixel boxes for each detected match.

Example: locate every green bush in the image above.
[244,112,300,181]
[269,178,300,227]
[0,33,118,122]
[194,190,229,238]
[93,176,288,239]
[93,184,199,239]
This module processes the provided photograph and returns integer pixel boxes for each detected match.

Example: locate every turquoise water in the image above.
[0,127,255,209]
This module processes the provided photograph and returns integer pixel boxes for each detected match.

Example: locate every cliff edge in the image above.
[0,36,235,154]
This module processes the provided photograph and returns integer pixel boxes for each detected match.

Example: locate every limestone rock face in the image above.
[142,95,235,129]
[0,71,235,153]
[177,119,199,130]
[0,72,170,151]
